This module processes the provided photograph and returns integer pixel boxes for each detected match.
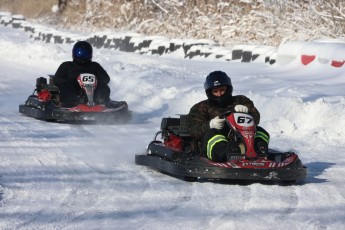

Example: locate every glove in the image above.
[234,105,249,113]
[209,116,226,130]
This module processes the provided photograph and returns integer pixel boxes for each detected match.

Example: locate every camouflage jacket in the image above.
[187,95,260,140]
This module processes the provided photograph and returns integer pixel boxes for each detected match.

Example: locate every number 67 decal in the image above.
[234,113,254,126]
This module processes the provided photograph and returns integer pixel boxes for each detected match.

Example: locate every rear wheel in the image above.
[281,180,296,185]
[45,119,57,122]
[184,176,197,182]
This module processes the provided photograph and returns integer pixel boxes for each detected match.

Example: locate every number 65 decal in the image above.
[80,73,96,84]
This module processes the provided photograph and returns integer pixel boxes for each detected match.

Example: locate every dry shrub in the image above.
[0,0,344,46]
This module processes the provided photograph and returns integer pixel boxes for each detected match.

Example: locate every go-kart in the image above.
[135,111,307,183]
[19,75,130,123]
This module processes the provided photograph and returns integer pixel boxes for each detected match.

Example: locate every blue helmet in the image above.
[72,41,93,64]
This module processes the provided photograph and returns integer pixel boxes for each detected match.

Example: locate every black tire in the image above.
[281,180,296,185]
[184,176,198,182]
[45,119,57,122]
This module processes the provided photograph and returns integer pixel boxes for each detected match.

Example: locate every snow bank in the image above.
[277,40,345,68]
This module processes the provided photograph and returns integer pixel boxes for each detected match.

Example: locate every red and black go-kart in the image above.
[135,111,307,183]
[19,75,131,123]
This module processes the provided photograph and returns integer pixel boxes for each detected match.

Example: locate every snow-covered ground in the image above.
[1,24,345,230]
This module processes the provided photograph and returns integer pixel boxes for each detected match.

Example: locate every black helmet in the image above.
[204,71,233,106]
[204,71,232,91]
[72,41,93,64]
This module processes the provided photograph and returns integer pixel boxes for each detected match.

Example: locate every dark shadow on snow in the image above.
[302,161,334,184]
[0,176,4,206]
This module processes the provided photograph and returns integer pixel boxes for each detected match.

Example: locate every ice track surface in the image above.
[0,25,345,229]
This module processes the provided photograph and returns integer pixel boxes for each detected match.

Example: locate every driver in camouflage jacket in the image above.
[186,71,269,162]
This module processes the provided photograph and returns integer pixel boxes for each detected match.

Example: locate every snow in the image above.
[1,24,345,230]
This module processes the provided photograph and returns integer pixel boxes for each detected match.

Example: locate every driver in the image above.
[54,41,111,107]
[186,70,269,162]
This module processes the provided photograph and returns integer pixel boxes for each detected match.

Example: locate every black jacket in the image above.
[54,61,110,106]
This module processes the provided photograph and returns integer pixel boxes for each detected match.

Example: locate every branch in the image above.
[310,3,344,21]
[151,0,169,14]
